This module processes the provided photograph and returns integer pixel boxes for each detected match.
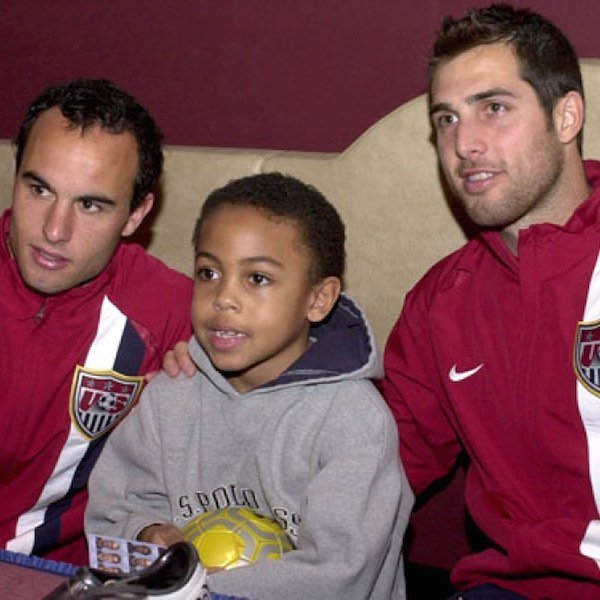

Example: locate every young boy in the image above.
[85,173,413,599]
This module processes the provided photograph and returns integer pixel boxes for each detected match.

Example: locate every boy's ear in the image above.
[307,276,342,324]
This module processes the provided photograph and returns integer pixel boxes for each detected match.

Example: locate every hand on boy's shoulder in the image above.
[138,523,185,546]
[145,341,197,383]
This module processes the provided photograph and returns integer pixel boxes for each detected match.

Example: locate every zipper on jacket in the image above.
[34,301,48,322]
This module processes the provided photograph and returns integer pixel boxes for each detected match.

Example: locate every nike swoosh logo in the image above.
[449,363,484,382]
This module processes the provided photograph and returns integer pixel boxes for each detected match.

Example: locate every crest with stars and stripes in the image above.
[70,366,144,439]
[574,320,600,397]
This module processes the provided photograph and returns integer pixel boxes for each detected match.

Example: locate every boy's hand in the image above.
[145,341,197,383]
[137,523,185,546]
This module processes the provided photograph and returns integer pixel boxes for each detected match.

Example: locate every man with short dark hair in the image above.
[0,78,192,565]
[382,4,600,598]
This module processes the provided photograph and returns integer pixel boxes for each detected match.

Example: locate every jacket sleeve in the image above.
[149,274,194,372]
[210,384,414,600]
[379,284,464,496]
[117,250,194,375]
[84,385,172,540]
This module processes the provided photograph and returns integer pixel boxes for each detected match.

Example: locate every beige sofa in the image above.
[2,59,600,574]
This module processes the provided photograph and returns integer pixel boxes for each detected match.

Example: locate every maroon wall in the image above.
[1,0,599,152]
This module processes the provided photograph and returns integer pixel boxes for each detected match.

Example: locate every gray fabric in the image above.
[86,295,413,599]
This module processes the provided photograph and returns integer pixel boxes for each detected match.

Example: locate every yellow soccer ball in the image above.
[181,507,294,570]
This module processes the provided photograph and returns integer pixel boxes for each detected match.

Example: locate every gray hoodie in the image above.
[86,295,413,599]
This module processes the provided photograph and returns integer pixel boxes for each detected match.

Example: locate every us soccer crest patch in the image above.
[574,320,600,396]
[70,366,144,439]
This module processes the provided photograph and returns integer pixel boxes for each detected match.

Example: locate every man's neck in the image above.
[501,157,591,255]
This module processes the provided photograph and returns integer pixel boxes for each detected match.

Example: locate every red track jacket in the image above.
[382,161,600,598]
[0,210,193,565]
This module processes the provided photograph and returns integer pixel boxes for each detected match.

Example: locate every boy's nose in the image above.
[213,282,240,312]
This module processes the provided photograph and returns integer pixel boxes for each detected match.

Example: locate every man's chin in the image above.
[460,198,511,229]
[21,271,74,296]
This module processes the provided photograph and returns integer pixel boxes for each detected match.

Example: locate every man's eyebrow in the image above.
[467,87,516,104]
[22,170,56,195]
[429,102,452,117]
[429,87,517,117]
[21,170,116,206]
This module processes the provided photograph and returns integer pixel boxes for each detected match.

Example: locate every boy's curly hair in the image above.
[193,172,345,285]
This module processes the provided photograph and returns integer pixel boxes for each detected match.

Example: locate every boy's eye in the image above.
[196,267,219,281]
[249,273,270,286]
